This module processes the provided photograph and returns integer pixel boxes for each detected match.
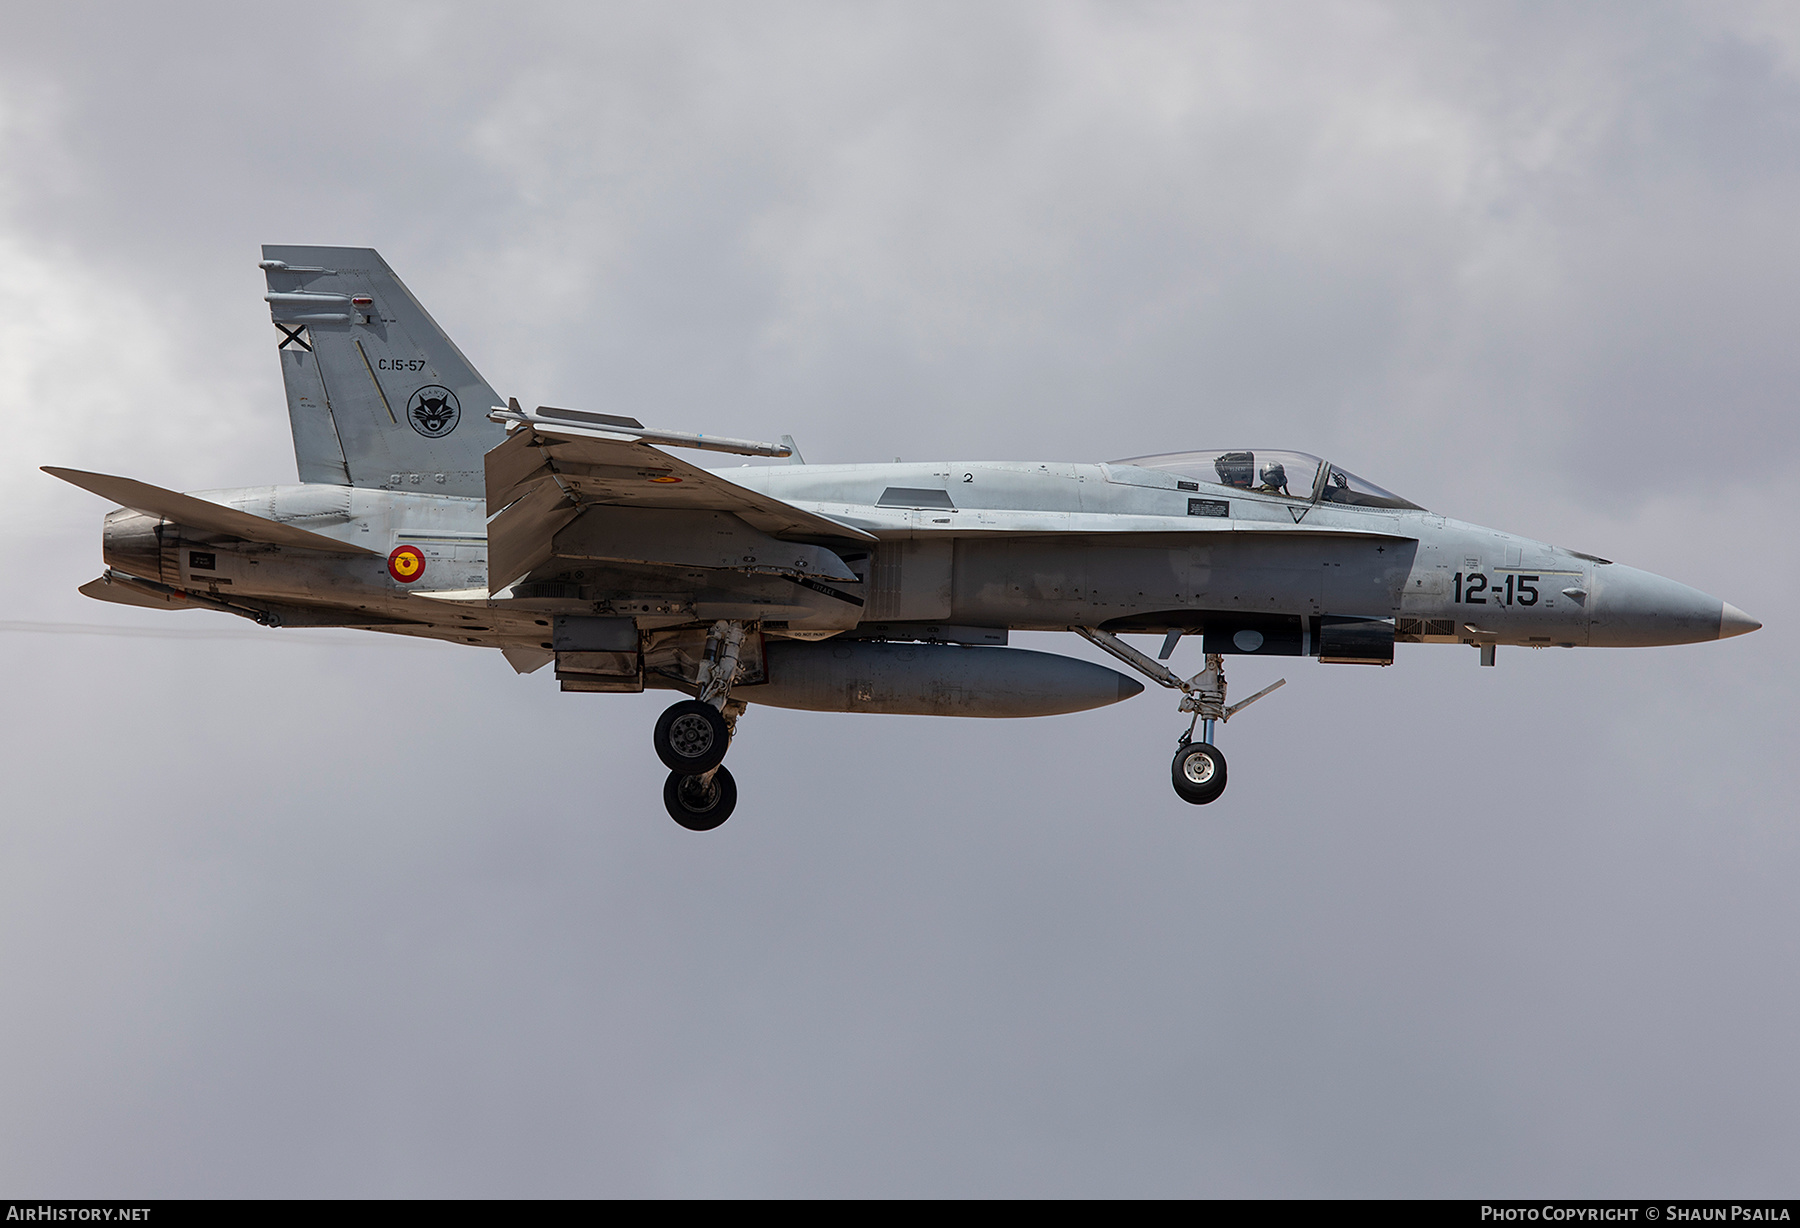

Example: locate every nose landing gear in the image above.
[655,620,751,830]
[1073,627,1285,806]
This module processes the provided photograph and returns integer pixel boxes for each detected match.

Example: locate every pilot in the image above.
[1255,460,1291,497]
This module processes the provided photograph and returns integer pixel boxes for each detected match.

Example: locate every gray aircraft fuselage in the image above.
[92,456,1750,655]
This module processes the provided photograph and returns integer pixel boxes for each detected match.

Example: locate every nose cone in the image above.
[1589,565,1758,647]
[1719,603,1762,639]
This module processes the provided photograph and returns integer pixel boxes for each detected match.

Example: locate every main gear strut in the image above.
[655,620,753,829]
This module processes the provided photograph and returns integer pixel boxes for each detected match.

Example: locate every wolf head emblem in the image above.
[407,385,461,438]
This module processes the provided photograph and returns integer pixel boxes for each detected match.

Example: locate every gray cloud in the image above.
[1,0,1795,1196]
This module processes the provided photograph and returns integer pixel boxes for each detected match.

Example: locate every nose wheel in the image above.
[1074,628,1285,807]
[1171,741,1227,805]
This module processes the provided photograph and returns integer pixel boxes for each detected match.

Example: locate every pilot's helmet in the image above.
[1259,461,1287,489]
[1214,451,1255,488]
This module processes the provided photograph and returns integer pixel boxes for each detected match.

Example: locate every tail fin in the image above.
[261,245,505,497]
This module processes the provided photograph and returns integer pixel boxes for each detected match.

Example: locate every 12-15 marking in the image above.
[1455,572,1538,606]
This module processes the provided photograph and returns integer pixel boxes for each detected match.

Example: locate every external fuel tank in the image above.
[741,639,1143,717]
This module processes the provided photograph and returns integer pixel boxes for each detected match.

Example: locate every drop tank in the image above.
[741,639,1143,717]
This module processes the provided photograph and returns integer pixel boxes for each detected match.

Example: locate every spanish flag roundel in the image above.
[387,545,426,583]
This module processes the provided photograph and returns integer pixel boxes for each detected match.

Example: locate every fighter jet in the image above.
[47,246,1762,829]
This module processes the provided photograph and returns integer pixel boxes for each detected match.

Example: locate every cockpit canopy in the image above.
[1112,449,1423,510]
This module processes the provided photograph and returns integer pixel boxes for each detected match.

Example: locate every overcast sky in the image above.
[1,0,1796,1197]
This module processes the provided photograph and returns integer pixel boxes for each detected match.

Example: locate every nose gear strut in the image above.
[1071,627,1286,806]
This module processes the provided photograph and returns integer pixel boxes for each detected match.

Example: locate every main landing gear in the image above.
[654,620,750,831]
[1073,628,1287,807]
[663,764,738,832]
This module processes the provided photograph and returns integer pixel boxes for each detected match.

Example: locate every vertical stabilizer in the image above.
[261,245,505,496]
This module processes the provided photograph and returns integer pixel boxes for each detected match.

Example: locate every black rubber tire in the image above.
[1171,741,1228,805]
[663,767,737,831]
[654,700,730,773]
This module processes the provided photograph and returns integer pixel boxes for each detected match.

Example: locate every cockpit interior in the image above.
[1112,449,1422,510]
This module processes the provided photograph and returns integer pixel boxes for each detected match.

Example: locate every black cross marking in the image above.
[276,323,312,352]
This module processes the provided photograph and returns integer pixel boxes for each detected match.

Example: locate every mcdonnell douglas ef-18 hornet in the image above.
[48,246,1762,830]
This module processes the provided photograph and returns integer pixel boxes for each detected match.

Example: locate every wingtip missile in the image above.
[1720,603,1762,639]
[490,401,790,458]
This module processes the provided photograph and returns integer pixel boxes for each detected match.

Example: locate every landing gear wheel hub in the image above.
[653,700,731,773]
[1180,752,1218,786]
[1171,742,1228,805]
[663,766,738,831]
[667,713,716,758]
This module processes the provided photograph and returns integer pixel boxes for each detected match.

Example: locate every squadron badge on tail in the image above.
[407,385,460,437]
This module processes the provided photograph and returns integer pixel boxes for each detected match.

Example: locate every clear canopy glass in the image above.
[1317,463,1421,510]
[1112,449,1422,510]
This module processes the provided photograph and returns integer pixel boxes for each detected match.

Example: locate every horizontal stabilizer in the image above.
[78,574,193,610]
[87,568,424,628]
[44,468,380,555]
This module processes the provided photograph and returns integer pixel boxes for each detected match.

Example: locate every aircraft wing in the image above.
[485,415,877,591]
[44,468,381,555]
